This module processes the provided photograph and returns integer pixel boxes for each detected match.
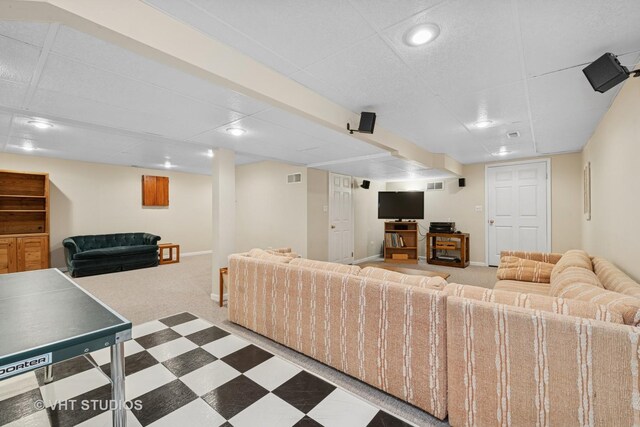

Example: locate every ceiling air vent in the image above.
[507,131,520,139]
[426,181,444,191]
[287,173,302,184]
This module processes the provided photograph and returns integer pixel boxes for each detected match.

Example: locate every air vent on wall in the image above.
[426,181,444,191]
[507,131,520,139]
[287,173,302,184]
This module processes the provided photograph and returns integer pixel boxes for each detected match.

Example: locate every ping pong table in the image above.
[0,268,132,427]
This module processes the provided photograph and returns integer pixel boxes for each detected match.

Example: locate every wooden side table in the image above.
[158,243,180,265]
[219,267,228,307]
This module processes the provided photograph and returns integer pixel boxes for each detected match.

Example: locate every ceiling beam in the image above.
[0,0,462,176]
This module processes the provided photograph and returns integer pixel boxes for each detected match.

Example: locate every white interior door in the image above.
[328,173,354,264]
[486,160,549,266]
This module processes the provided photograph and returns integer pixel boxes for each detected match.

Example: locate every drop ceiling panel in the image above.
[0,35,41,84]
[374,89,473,154]
[302,36,423,110]
[51,25,269,116]
[534,107,604,154]
[0,21,50,47]
[517,0,640,77]
[385,0,522,97]
[184,0,375,69]
[348,0,447,30]
[143,0,300,76]
[0,80,28,109]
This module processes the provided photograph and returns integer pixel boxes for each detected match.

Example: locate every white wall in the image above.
[353,178,385,261]
[235,161,308,256]
[582,76,640,280]
[0,153,212,268]
[307,168,329,261]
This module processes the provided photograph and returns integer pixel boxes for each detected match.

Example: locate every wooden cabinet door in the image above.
[17,236,49,271]
[0,237,17,274]
[142,175,169,206]
[155,176,169,206]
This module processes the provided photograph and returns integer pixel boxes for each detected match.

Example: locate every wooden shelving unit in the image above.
[384,221,418,264]
[0,170,50,274]
[426,232,469,268]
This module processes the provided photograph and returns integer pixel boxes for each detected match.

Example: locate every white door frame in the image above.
[327,172,355,264]
[484,158,552,266]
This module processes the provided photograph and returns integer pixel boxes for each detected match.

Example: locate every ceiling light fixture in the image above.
[27,120,53,129]
[22,142,36,151]
[226,128,246,136]
[404,23,440,47]
[207,149,214,158]
[493,147,511,156]
[475,120,494,129]
[164,160,172,168]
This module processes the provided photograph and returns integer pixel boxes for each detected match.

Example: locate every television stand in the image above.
[384,221,418,264]
[426,232,470,268]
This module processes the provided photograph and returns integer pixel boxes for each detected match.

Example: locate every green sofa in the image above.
[63,232,161,277]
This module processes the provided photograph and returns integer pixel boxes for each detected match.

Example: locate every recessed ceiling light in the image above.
[493,147,511,156]
[404,23,440,47]
[27,120,53,129]
[164,160,172,168]
[475,120,494,129]
[207,149,214,158]
[22,142,36,151]
[226,128,246,136]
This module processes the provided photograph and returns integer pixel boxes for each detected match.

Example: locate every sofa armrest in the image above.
[63,238,80,257]
[500,250,563,264]
[447,297,640,427]
[142,233,161,245]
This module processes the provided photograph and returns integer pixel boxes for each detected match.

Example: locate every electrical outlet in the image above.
[323,205,328,213]
[475,205,483,212]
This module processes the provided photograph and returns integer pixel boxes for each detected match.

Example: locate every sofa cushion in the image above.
[73,245,158,260]
[497,256,554,283]
[550,249,593,280]
[551,280,640,326]
[358,267,446,290]
[445,283,624,324]
[500,250,563,264]
[494,280,551,296]
[550,266,603,292]
[247,248,293,263]
[265,249,300,258]
[592,257,640,298]
[288,258,360,275]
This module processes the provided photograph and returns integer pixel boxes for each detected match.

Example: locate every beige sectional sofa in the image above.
[228,248,640,425]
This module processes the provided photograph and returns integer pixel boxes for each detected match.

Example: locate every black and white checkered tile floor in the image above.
[0,313,416,427]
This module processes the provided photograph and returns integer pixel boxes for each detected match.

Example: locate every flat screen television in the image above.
[378,191,424,220]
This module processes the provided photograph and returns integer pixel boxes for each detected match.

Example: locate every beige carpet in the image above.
[73,255,500,426]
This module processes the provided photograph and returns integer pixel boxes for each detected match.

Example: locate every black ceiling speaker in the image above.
[360,180,370,189]
[347,112,376,134]
[583,53,636,93]
[458,178,466,188]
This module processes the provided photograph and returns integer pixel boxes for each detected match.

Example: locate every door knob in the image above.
[331,225,336,229]
[489,219,495,225]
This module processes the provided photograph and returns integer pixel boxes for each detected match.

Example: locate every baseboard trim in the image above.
[353,255,382,264]
[210,292,228,302]
[183,250,212,257]
[470,261,488,267]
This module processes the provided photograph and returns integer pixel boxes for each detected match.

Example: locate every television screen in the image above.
[378,191,424,220]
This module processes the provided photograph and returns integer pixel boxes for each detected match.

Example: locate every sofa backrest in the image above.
[592,256,640,298]
[550,249,592,280]
[68,233,154,251]
[289,257,361,275]
[359,266,446,290]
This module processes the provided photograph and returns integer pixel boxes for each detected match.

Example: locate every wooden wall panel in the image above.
[142,175,169,207]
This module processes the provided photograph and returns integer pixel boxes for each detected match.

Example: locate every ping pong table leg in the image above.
[111,342,126,427]
[44,365,53,384]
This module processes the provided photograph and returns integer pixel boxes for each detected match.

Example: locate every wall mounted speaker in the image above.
[358,112,376,134]
[458,178,466,188]
[583,53,629,93]
[360,180,370,189]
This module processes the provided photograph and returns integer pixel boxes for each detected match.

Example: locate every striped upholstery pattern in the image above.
[445,283,623,323]
[497,256,554,283]
[551,265,603,289]
[247,248,294,263]
[228,254,448,419]
[550,249,592,281]
[359,267,447,291]
[494,280,551,296]
[500,250,563,264]
[593,256,640,298]
[447,297,640,427]
[289,258,361,275]
[551,279,640,326]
